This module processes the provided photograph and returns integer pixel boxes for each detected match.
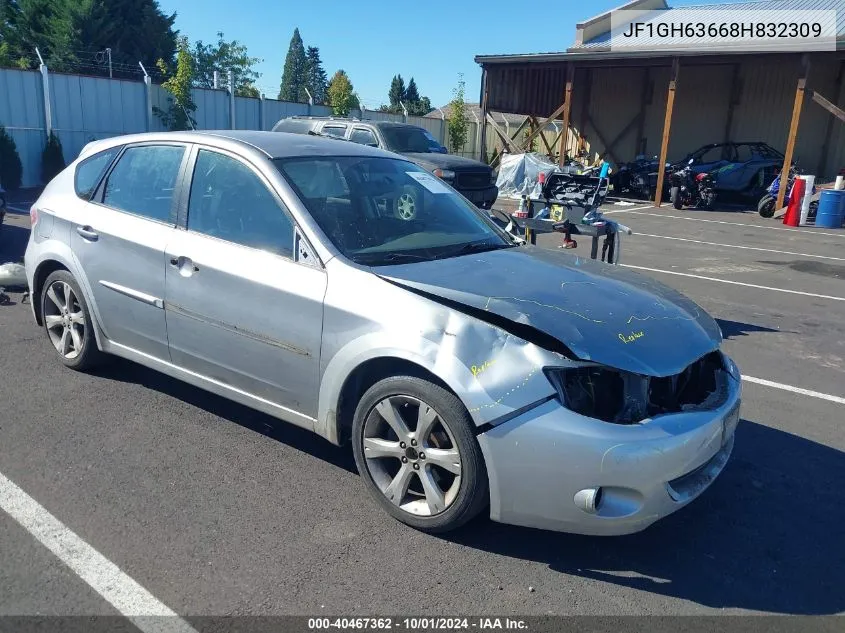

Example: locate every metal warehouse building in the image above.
[475,0,845,207]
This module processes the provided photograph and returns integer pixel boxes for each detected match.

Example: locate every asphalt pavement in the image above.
[1,199,843,621]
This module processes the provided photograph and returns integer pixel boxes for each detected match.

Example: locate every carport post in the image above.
[479,68,489,163]
[557,63,574,168]
[776,54,810,211]
[654,57,680,208]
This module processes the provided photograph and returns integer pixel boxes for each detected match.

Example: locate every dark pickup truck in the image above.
[271,116,498,209]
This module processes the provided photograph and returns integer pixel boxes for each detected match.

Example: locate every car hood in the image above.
[376,247,722,377]
[401,152,491,171]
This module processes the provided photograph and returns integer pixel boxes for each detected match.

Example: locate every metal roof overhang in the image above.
[475,43,845,116]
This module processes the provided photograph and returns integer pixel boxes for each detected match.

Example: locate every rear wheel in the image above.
[41,270,103,371]
[671,187,682,209]
[351,375,488,533]
[757,194,776,218]
[703,192,716,211]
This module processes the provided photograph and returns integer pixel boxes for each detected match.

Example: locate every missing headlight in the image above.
[546,352,729,425]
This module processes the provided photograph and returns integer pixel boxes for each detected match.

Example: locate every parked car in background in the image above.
[672,142,785,201]
[25,130,740,536]
[272,117,498,209]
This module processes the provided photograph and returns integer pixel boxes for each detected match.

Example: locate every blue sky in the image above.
[157,0,736,109]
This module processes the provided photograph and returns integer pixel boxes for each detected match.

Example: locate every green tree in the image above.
[41,131,65,183]
[0,0,177,75]
[388,74,405,113]
[192,31,261,97]
[278,27,307,102]
[404,77,432,116]
[0,125,23,190]
[154,37,196,131]
[327,69,357,116]
[304,46,327,105]
[448,74,468,152]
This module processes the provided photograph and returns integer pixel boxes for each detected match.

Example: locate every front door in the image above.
[69,143,187,360]
[164,147,326,424]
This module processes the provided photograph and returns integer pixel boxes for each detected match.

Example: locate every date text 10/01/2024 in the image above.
[308,618,528,630]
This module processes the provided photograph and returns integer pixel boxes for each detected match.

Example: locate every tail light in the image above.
[30,206,39,226]
[695,173,708,182]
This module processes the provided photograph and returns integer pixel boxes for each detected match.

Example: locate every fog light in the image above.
[574,487,603,514]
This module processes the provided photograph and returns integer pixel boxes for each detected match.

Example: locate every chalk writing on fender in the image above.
[471,359,497,378]
[618,331,645,344]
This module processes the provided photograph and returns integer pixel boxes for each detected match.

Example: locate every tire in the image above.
[351,375,488,533]
[671,187,682,210]
[703,192,716,211]
[757,194,776,218]
[40,270,104,371]
[394,186,420,221]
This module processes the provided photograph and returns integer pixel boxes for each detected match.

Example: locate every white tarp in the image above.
[495,152,559,199]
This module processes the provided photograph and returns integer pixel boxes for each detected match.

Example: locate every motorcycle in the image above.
[757,166,816,218]
[669,159,717,210]
[612,155,662,201]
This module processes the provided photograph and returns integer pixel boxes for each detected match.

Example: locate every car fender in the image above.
[316,324,558,445]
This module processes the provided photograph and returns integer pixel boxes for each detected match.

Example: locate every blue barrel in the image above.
[816,190,845,228]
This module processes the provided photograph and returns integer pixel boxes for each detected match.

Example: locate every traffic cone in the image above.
[783,178,805,227]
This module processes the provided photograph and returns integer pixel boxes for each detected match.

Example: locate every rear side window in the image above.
[74,148,119,200]
[102,145,185,223]
[322,125,347,138]
[350,128,378,147]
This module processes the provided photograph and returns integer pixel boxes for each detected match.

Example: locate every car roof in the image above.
[78,130,398,161]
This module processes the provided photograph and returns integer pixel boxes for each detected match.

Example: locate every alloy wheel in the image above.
[362,395,462,516]
[44,281,86,360]
[396,192,417,220]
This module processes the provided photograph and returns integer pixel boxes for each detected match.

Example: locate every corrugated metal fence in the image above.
[0,67,474,188]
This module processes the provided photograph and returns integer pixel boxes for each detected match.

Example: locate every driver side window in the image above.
[187,150,294,258]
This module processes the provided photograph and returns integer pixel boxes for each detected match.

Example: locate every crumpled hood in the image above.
[402,152,492,172]
[377,247,722,377]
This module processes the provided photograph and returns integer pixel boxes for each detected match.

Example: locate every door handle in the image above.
[170,256,199,274]
[76,225,99,241]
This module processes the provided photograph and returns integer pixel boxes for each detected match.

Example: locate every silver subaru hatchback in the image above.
[25,131,741,535]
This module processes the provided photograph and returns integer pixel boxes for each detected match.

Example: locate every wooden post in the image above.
[776,54,810,212]
[654,57,680,208]
[635,67,650,155]
[577,68,592,156]
[479,69,489,163]
[817,61,844,178]
[723,64,741,144]
[558,63,574,168]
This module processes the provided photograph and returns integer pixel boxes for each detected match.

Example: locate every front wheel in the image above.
[352,375,488,533]
[671,187,682,209]
[758,194,775,218]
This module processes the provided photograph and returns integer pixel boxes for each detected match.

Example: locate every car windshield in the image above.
[379,126,444,153]
[274,156,512,266]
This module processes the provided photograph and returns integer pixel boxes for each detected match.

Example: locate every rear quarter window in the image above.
[74,148,120,200]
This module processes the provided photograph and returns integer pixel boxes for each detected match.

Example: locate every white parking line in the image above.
[621,264,845,302]
[635,233,845,262]
[0,471,198,633]
[743,376,845,405]
[602,204,654,214]
[612,210,845,238]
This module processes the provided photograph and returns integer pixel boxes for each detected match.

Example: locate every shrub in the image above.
[42,132,66,183]
[0,125,23,190]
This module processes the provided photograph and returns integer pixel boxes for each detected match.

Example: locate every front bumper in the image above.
[477,373,741,536]
[459,185,498,208]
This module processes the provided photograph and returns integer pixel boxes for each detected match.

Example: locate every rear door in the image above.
[69,142,188,360]
[164,146,326,424]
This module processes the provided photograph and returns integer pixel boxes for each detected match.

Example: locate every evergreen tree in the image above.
[304,46,327,104]
[405,77,419,107]
[388,74,405,113]
[278,28,307,102]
